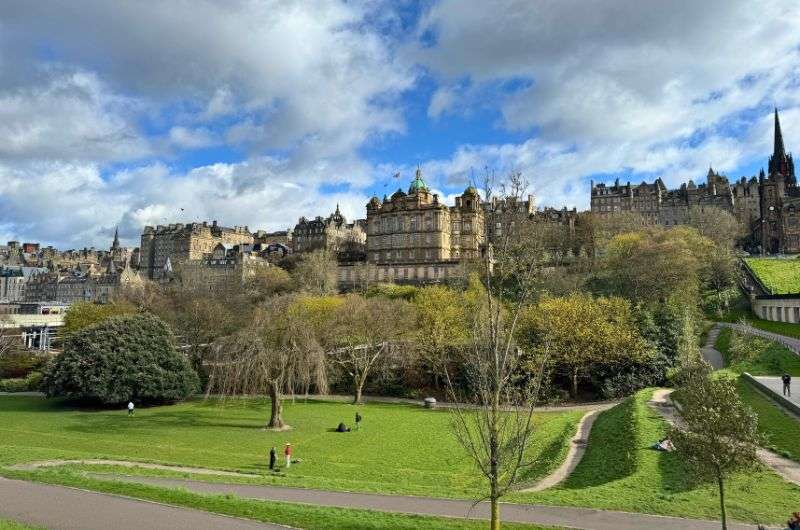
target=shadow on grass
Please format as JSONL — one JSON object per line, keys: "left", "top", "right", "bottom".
{"left": 518, "top": 421, "right": 576, "bottom": 484}
{"left": 559, "top": 397, "right": 638, "bottom": 489}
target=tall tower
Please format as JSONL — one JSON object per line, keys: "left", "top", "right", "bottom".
{"left": 768, "top": 108, "right": 795, "bottom": 185}
{"left": 111, "top": 226, "right": 120, "bottom": 251}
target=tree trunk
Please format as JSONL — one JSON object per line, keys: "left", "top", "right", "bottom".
{"left": 354, "top": 376, "right": 364, "bottom": 404}
{"left": 570, "top": 368, "right": 579, "bottom": 398}
{"left": 267, "top": 382, "right": 284, "bottom": 429}
{"left": 490, "top": 495, "right": 500, "bottom": 530}
{"left": 717, "top": 473, "right": 727, "bottom": 530}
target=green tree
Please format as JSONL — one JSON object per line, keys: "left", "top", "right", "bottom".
{"left": 412, "top": 285, "right": 467, "bottom": 384}
{"left": 670, "top": 362, "right": 762, "bottom": 530}
{"left": 521, "top": 293, "right": 652, "bottom": 397}
{"left": 291, "top": 249, "right": 338, "bottom": 295}
{"left": 43, "top": 313, "right": 199, "bottom": 404}
{"left": 61, "top": 301, "right": 137, "bottom": 336}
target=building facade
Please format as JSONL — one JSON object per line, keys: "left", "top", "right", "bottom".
{"left": 178, "top": 243, "right": 273, "bottom": 294}
{"left": 139, "top": 220, "right": 254, "bottom": 280}
{"left": 292, "top": 206, "right": 366, "bottom": 254}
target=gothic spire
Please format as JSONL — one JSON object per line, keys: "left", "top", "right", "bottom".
{"left": 111, "top": 226, "right": 120, "bottom": 250}
{"left": 768, "top": 107, "right": 796, "bottom": 184}
{"left": 774, "top": 107, "right": 786, "bottom": 161}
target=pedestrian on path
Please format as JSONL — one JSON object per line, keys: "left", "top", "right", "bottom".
{"left": 355, "top": 411, "right": 362, "bottom": 431}
{"left": 127, "top": 401, "right": 135, "bottom": 416}
{"left": 284, "top": 443, "right": 292, "bottom": 468}
{"left": 269, "top": 447, "right": 276, "bottom": 471}
{"left": 782, "top": 373, "right": 792, "bottom": 397}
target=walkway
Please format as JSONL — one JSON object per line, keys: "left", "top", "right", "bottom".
{"left": 93, "top": 474, "right": 759, "bottom": 530}
{"left": 0, "top": 476, "right": 288, "bottom": 530}
{"left": 701, "top": 325, "right": 725, "bottom": 369}
{"left": 717, "top": 322, "right": 800, "bottom": 355}
{"left": 752, "top": 376, "right": 800, "bottom": 408}
{"left": 522, "top": 403, "right": 617, "bottom": 492}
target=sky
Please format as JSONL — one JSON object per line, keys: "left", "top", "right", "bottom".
{"left": 1, "top": 0, "right": 800, "bottom": 249}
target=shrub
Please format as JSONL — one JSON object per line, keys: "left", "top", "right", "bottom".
{"left": 42, "top": 313, "right": 199, "bottom": 404}
{"left": 0, "top": 351, "right": 46, "bottom": 378}
{"left": 0, "top": 377, "right": 29, "bottom": 392}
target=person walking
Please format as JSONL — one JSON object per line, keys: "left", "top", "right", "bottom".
{"left": 127, "top": 401, "right": 135, "bottom": 416}
{"left": 284, "top": 443, "right": 292, "bottom": 468}
{"left": 269, "top": 447, "right": 276, "bottom": 471}
{"left": 782, "top": 373, "right": 792, "bottom": 397}
{"left": 355, "top": 411, "right": 362, "bottom": 431}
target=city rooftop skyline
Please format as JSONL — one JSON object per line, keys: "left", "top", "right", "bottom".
{"left": 1, "top": 0, "right": 800, "bottom": 249}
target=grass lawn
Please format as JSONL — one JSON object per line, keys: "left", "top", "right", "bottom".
{"left": 0, "top": 521, "right": 43, "bottom": 530}
{"left": 714, "top": 296, "right": 800, "bottom": 339}
{"left": 715, "top": 327, "right": 800, "bottom": 376}
{"left": 0, "top": 468, "right": 559, "bottom": 530}
{"left": 744, "top": 257, "right": 800, "bottom": 295}
{"left": 509, "top": 389, "right": 800, "bottom": 525}
{"left": 0, "top": 395, "right": 582, "bottom": 498}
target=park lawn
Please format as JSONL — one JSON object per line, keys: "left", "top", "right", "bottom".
{"left": 0, "top": 395, "right": 583, "bottom": 498}
{"left": 508, "top": 389, "right": 800, "bottom": 525}
{"left": 744, "top": 257, "right": 800, "bottom": 295}
{"left": 0, "top": 521, "right": 43, "bottom": 530}
{"left": 715, "top": 327, "right": 800, "bottom": 377}
{"left": 0, "top": 468, "right": 559, "bottom": 530}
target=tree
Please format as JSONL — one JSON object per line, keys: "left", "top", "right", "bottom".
{"left": 245, "top": 266, "right": 293, "bottom": 301}
{"left": 412, "top": 285, "right": 467, "bottom": 386}
{"left": 292, "top": 249, "right": 338, "bottom": 295}
{"left": 520, "top": 293, "right": 652, "bottom": 397}
{"left": 727, "top": 323, "right": 770, "bottom": 363}
{"left": 444, "top": 172, "right": 551, "bottom": 530}
{"left": 704, "top": 246, "right": 740, "bottom": 315}
{"left": 330, "top": 294, "right": 414, "bottom": 404}
{"left": 687, "top": 206, "right": 744, "bottom": 249}
{"left": 42, "top": 313, "right": 199, "bottom": 404}
{"left": 61, "top": 300, "right": 137, "bottom": 336}
{"left": 207, "top": 296, "right": 328, "bottom": 429}
{"left": 670, "top": 362, "right": 761, "bottom": 530}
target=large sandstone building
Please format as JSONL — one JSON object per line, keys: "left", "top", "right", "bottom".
{"left": 292, "top": 206, "right": 366, "bottom": 254}
{"left": 139, "top": 221, "right": 254, "bottom": 280}
{"left": 591, "top": 109, "right": 800, "bottom": 253}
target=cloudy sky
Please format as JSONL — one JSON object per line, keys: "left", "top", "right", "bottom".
{"left": 1, "top": 0, "right": 800, "bottom": 249}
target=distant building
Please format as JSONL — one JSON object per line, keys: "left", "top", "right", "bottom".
{"left": 0, "top": 266, "right": 47, "bottom": 303}
{"left": 139, "top": 220, "right": 254, "bottom": 281}
{"left": 178, "top": 243, "right": 273, "bottom": 294}
{"left": 292, "top": 206, "right": 366, "bottom": 254}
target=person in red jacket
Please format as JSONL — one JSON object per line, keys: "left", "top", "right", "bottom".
{"left": 284, "top": 443, "right": 292, "bottom": 468}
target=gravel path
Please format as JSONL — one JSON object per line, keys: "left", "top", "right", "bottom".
{"left": 522, "top": 403, "right": 617, "bottom": 492}
{"left": 0, "top": 476, "right": 288, "bottom": 530}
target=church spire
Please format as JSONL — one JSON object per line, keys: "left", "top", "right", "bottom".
{"left": 774, "top": 107, "right": 786, "bottom": 161}
{"left": 111, "top": 226, "right": 120, "bottom": 250}
{"left": 768, "top": 107, "right": 795, "bottom": 184}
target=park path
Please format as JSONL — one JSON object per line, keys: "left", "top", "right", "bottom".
{"left": 521, "top": 403, "right": 617, "bottom": 492}
{"left": 751, "top": 376, "right": 800, "bottom": 408}
{"left": 0, "top": 476, "right": 289, "bottom": 530}
{"left": 90, "top": 474, "right": 760, "bottom": 530}
{"left": 717, "top": 321, "right": 800, "bottom": 355}
{"left": 701, "top": 325, "right": 725, "bottom": 369}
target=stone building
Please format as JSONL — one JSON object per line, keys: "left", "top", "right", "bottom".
{"left": 591, "top": 109, "right": 800, "bottom": 254}
{"left": 178, "top": 243, "right": 273, "bottom": 294}
{"left": 139, "top": 220, "right": 254, "bottom": 281}
{"left": 292, "top": 206, "right": 366, "bottom": 254}
{"left": 0, "top": 266, "right": 47, "bottom": 303}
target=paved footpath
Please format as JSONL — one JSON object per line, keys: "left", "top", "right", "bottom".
{"left": 0, "top": 476, "right": 288, "bottom": 530}
{"left": 752, "top": 376, "right": 800, "bottom": 408}
{"left": 702, "top": 325, "right": 725, "bottom": 369}
{"left": 101, "top": 475, "right": 761, "bottom": 530}
{"left": 717, "top": 322, "right": 800, "bottom": 354}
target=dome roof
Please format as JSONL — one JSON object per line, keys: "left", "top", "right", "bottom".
{"left": 408, "top": 167, "right": 429, "bottom": 194}
{"left": 463, "top": 186, "right": 479, "bottom": 197}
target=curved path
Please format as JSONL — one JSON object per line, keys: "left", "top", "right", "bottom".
{"left": 0, "top": 475, "right": 288, "bottom": 530}
{"left": 717, "top": 322, "right": 800, "bottom": 355}
{"left": 522, "top": 403, "right": 617, "bottom": 492}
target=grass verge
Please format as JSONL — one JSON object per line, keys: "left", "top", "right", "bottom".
{"left": 715, "top": 328, "right": 800, "bottom": 376}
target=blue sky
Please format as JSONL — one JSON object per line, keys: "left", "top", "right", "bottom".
{"left": 1, "top": 0, "right": 800, "bottom": 249}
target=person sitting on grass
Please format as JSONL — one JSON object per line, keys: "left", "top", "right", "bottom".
{"left": 336, "top": 422, "right": 351, "bottom": 433}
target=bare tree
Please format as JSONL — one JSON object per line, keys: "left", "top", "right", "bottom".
{"left": 444, "top": 172, "right": 549, "bottom": 530}
{"left": 207, "top": 296, "right": 327, "bottom": 429}
{"left": 329, "top": 294, "right": 414, "bottom": 404}
{"left": 0, "top": 315, "right": 16, "bottom": 358}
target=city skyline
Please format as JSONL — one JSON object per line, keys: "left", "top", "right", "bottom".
{"left": 1, "top": 1, "right": 800, "bottom": 249}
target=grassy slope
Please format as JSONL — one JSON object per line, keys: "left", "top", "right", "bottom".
{"left": 0, "top": 469, "right": 557, "bottom": 530}
{"left": 714, "top": 327, "right": 800, "bottom": 377}
{"left": 714, "top": 328, "right": 800, "bottom": 462}
{"left": 744, "top": 257, "right": 800, "bottom": 294}
{"left": 714, "top": 292, "right": 800, "bottom": 339}
{"left": 0, "top": 521, "right": 43, "bottom": 530}
{"left": 509, "top": 390, "right": 800, "bottom": 525}
{"left": 0, "top": 396, "right": 582, "bottom": 498}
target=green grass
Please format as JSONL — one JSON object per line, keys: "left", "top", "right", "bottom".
{"left": 0, "top": 395, "right": 582, "bottom": 498}
{"left": 508, "top": 389, "right": 800, "bottom": 525}
{"left": 0, "top": 468, "right": 557, "bottom": 530}
{"left": 0, "top": 521, "right": 43, "bottom": 530}
{"left": 715, "top": 327, "right": 800, "bottom": 376}
{"left": 744, "top": 257, "right": 800, "bottom": 295}
{"left": 715, "top": 297, "right": 800, "bottom": 339}
{"left": 737, "top": 378, "right": 800, "bottom": 462}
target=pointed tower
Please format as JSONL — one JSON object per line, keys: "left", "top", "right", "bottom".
{"left": 111, "top": 226, "right": 120, "bottom": 251}
{"left": 768, "top": 108, "right": 796, "bottom": 185}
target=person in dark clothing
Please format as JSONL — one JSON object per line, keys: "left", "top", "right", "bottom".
{"left": 355, "top": 411, "right": 362, "bottom": 431}
{"left": 782, "top": 373, "right": 792, "bottom": 397}
{"left": 336, "top": 422, "right": 350, "bottom": 432}
{"left": 269, "top": 447, "right": 276, "bottom": 470}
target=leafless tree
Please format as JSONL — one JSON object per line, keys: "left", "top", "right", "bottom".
{"left": 207, "top": 296, "right": 327, "bottom": 429}
{"left": 444, "top": 172, "right": 549, "bottom": 530}
{"left": 0, "top": 315, "right": 16, "bottom": 358}
{"left": 329, "top": 294, "right": 414, "bottom": 403}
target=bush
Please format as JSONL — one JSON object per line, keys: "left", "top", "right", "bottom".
{"left": 0, "top": 377, "right": 29, "bottom": 392}
{"left": 42, "top": 313, "right": 199, "bottom": 404}
{"left": 0, "top": 351, "right": 46, "bottom": 378}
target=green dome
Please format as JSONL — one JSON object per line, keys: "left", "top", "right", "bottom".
{"left": 408, "top": 168, "right": 429, "bottom": 194}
